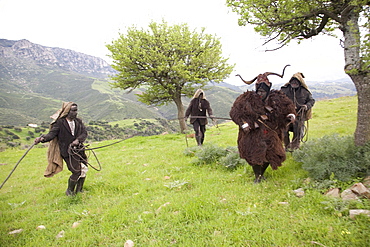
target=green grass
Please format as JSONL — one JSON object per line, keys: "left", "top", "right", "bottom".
{"left": 1, "top": 96, "right": 369, "bottom": 247}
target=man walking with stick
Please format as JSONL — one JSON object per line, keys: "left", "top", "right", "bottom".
{"left": 34, "top": 102, "right": 88, "bottom": 196}
{"left": 184, "top": 89, "right": 214, "bottom": 146}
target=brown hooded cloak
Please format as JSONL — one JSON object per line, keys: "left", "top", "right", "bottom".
{"left": 44, "top": 102, "right": 74, "bottom": 177}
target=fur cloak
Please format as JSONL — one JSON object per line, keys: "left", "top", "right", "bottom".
{"left": 229, "top": 90, "right": 296, "bottom": 169}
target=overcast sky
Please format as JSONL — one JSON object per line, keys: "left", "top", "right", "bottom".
{"left": 0, "top": 0, "right": 349, "bottom": 85}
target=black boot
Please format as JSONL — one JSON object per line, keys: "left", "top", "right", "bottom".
{"left": 65, "top": 178, "right": 77, "bottom": 196}
{"left": 196, "top": 136, "right": 202, "bottom": 146}
{"left": 252, "top": 165, "right": 263, "bottom": 183}
{"left": 260, "top": 162, "right": 269, "bottom": 180}
{"left": 75, "top": 177, "right": 85, "bottom": 194}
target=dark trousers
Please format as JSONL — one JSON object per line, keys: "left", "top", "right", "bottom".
{"left": 284, "top": 119, "right": 305, "bottom": 148}
{"left": 63, "top": 153, "right": 85, "bottom": 181}
{"left": 193, "top": 119, "right": 206, "bottom": 145}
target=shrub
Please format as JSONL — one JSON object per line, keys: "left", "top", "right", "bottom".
{"left": 13, "top": 127, "right": 22, "bottom": 132}
{"left": 7, "top": 141, "right": 20, "bottom": 147}
{"left": 4, "top": 129, "right": 13, "bottom": 135}
{"left": 293, "top": 134, "right": 370, "bottom": 182}
{"left": 184, "top": 144, "right": 246, "bottom": 169}
{"left": 219, "top": 147, "right": 247, "bottom": 169}
{"left": 28, "top": 131, "right": 35, "bottom": 137}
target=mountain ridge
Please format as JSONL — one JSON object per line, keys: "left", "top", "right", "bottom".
{"left": 0, "top": 38, "right": 357, "bottom": 127}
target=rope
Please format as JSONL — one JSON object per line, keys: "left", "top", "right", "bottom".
{"left": 67, "top": 134, "right": 138, "bottom": 172}
{"left": 0, "top": 143, "right": 35, "bottom": 189}
{"left": 84, "top": 134, "right": 137, "bottom": 151}
{"left": 68, "top": 144, "right": 102, "bottom": 172}
{"left": 169, "top": 116, "right": 232, "bottom": 121}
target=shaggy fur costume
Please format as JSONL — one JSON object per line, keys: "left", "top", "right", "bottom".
{"left": 230, "top": 90, "right": 296, "bottom": 170}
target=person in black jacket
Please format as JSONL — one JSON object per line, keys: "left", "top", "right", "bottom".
{"left": 185, "top": 89, "right": 214, "bottom": 146}
{"left": 281, "top": 73, "right": 315, "bottom": 151}
{"left": 34, "top": 102, "right": 88, "bottom": 196}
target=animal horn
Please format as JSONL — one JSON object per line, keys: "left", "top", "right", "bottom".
{"left": 235, "top": 74, "right": 257, "bottom": 85}
{"left": 264, "top": 64, "right": 291, "bottom": 78}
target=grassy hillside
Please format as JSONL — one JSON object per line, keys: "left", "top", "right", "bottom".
{"left": 1, "top": 96, "right": 369, "bottom": 247}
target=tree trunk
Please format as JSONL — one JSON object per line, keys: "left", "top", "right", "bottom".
{"left": 351, "top": 74, "right": 370, "bottom": 146}
{"left": 173, "top": 96, "right": 187, "bottom": 133}
{"left": 342, "top": 8, "right": 370, "bottom": 146}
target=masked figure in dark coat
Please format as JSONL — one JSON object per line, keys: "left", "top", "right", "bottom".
{"left": 231, "top": 69, "right": 296, "bottom": 183}
{"left": 281, "top": 72, "right": 315, "bottom": 151}
{"left": 185, "top": 89, "right": 214, "bottom": 146}
{"left": 34, "top": 102, "right": 88, "bottom": 196}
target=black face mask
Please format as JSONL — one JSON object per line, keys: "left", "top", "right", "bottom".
{"left": 290, "top": 78, "right": 301, "bottom": 89}
{"left": 256, "top": 83, "right": 271, "bottom": 100}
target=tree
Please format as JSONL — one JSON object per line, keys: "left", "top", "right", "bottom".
{"left": 227, "top": 0, "right": 370, "bottom": 146}
{"left": 106, "top": 21, "right": 234, "bottom": 133}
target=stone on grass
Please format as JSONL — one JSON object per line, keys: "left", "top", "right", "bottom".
{"left": 341, "top": 189, "right": 359, "bottom": 201}
{"left": 349, "top": 209, "right": 370, "bottom": 219}
{"left": 72, "top": 222, "right": 80, "bottom": 228}
{"left": 350, "top": 183, "right": 370, "bottom": 199}
{"left": 293, "top": 188, "right": 305, "bottom": 197}
{"left": 56, "top": 230, "right": 65, "bottom": 239}
{"left": 278, "top": 202, "right": 289, "bottom": 205}
{"left": 36, "top": 225, "right": 46, "bottom": 230}
{"left": 8, "top": 229, "right": 23, "bottom": 234}
{"left": 124, "top": 239, "right": 134, "bottom": 247}
{"left": 325, "top": 188, "right": 340, "bottom": 198}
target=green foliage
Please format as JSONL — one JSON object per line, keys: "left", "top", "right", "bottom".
{"left": 107, "top": 20, "right": 234, "bottom": 106}
{"left": 226, "top": 1, "right": 368, "bottom": 48}
{"left": 219, "top": 146, "right": 247, "bottom": 169}
{"left": 293, "top": 135, "right": 370, "bottom": 182}
{"left": 189, "top": 143, "right": 228, "bottom": 165}
{"left": 184, "top": 143, "right": 246, "bottom": 169}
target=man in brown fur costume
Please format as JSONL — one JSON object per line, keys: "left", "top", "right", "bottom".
{"left": 230, "top": 74, "right": 296, "bottom": 183}
{"left": 34, "top": 102, "right": 88, "bottom": 196}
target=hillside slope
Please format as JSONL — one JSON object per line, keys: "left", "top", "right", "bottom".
{"left": 1, "top": 96, "right": 368, "bottom": 247}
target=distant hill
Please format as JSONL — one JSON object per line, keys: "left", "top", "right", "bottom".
{"left": 0, "top": 39, "right": 357, "bottom": 126}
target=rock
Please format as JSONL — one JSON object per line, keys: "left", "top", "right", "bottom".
{"left": 36, "top": 225, "right": 46, "bottom": 230}
{"left": 325, "top": 188, "right": 340, "bottom": 198}
{"left": 8, "top": 229, "right": 23, "bottom": 234}
{"left": 56, "top": 230, "right": 65, "bottom": 239}
{"left": 124, "top": 240, "right": 134, "bottom": 247}
{"left": 363, "top": 176, "right": 370, "bottom": 187}
{"left": 72, "top": 222, "right": 80, "bottom": 228}
{"left": 350, "top": 183, "right": 370, "bottom": 199}
{"left": 293, "top": 188, "right": 305, "bottom": 197}
{"left": 278, "top": 202, "right": 289, "bottom": 205}
{"left": 341, "top": 189, "right": 359, "bottom": 201}
{"left": 349, "top": 209, "right": 370, "bottom": 219}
